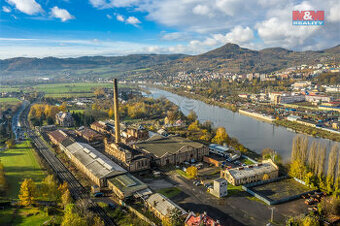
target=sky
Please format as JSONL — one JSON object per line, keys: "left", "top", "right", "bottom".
{"left": 0, "top": 0, "right": 339, "bottom": 59}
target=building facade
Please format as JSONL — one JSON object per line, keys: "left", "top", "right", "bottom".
{"left": 55, "top": 111, "right": 74, "bottom": 127}
{"left": 104, "top": 139, "right": 150, "bottom": 172}
{"left": 134, "top": 135, "right": 209, "bottom": 166}
{"left": 221, "top": 159, "right": 279, "bottom": 186}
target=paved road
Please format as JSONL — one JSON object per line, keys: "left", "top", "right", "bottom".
{"left": 167, "top": 171, "right": 290, "bottom": 226}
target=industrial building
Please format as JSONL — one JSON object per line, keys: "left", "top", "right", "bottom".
{"left": 63, "top": 142, "right": 127, "bottom": 187}
{"left": 75, "top": 126, "right": 103, "bottom": 143}
{"left": 221, "top": 159, "right": 279, "bottom": 185}
{"left": 48, "top": 129, "right": 69, "bottom": 145}
{"left": 104, "top": 138, "right": 150, "bottom": 172}
{"left": 145, "top": 193, "right": 187, "bottom": 221}
{"left": 134, "top": 135, "right": 209, "bottom": 166}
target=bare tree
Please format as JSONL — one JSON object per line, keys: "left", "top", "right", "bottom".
{"left": 317, "top": 144, "right": 327, "bottom": 179}
{"left": 300, "top": 136, "right": 309, "bottom": 163}
{"left": 307, "top": 141, "right": 317, "bottom": 171}
{"left": 327, "top": 144, "right": 339, "bottom": 191}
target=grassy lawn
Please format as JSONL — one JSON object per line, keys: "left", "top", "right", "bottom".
{"left": 0, "top": 207, "right": 56, "bottom": 226}
{"left": 0, "top": 141, "right": 47, "bottom": 200}
{"left": 227, "top": 183, "right": 243, "bottom": 196}
{"left": 240, "top": 158, "right": 255, "bottom": 165}
{"left": 70, "top": 109, "right": 85, "bottom": 114}
{"left": 0, "top": 98, "right": 21, "bottom": 103}
{"left": 175, "top": 169, "right": 191, "bottom": 179}
{"left": 157, "top": 187, "right": 182, "bottom": 199}
{"left": 44, "top": 93, "right": 95, "bottom": 98}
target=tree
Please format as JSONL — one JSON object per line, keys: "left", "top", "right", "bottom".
{"left": 186, "top": 166, "right": 198, "bottom": 178}
{"left": 187, "top": 111, "right": 197, "bottom": 122}
{"left": 5, "top": 139, "right": 14, "bottom": 149}
{"left": 58, "top": 181, "right": 68, "bottom": 195}
{"left": 108, "top": 108, "right": 114, "bottom": 118}
{"left": 307, "top": 141, "right": 317, "bottom": 172}
{"left": 61, "top": 204, "right": 87, "bottom": 226}
{"left": 163, "top": 208, "right": 183, "bottom": 226}
{"left": 289, "top": 159, "right": 307, "bottom": 180}
{"left": 92, "top": 216, "right": 105, "bottom": 226}
{"left": 212, "top": 127, "right": 229, "bottom": 145}
{"left": 262, "top": 174, "right": 269, "bottom": 181}
{"left": 41, "top": 175, "right": 59, "bottom": 201}
{"left": 188, "top": 120, "right": 199, "bottom": 131}
{"left": 61, "top": 189, "right": 73, "bottom": 208}
{"left": 19, "top": 178, "right": 37, "bottom": 206}
{"left": 326, "top": 144, "right": 338, "bottom": 192}
{"left": 0, "top": 163, "right": 6, "bottom": 194}
{"left": 94, "top": 88, "right": 105, "bottom": 97}
{"left": 316, "top": 144, "right": 327, "bottom": 179}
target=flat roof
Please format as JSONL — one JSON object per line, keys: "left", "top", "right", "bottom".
{"left": 108, "top": 173, "right": 148, "bottom": 197}
{"left": 135, "top": 135, "right": 204, "bottom": 157}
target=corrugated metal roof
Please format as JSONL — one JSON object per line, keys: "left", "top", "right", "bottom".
{"left": 65, "top": 142, "right": 126, "bottom": 179}
{"left": 146, "top": 193, "right": 187, "bottom": 217}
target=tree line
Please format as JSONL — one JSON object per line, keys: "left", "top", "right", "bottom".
{"left": 289, "top": 135, "right": 339, "bottom": 194}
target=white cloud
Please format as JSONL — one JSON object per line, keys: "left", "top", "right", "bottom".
{"left": 2, "top": 6, "right": 11, "bottom": 13}
{"left": 50, "top": 6, "right": 74, "bottom": 22}
{"left": 192, "top": 4, "right": 210, "bottom": 16}
{"left": 116, "top": 14, "right": 125, "bottom": 22}
{"left": 106, "top": 14, "right": 112, "bottom": 19}
{"left": 329, "top": 3, "right": 340, "bottom": 22}
{"left": 126, "top": 16, "right": 141, "bottom": 25}
{"left": 6, "top": 0, "right": 43, "bottom": 15}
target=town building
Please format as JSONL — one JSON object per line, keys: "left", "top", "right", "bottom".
{"left": 48, "top": 129, "right": 69, "bottom": 145}
{"left": 75, "top": 127, "right": 103, "bottom": 143}
{"left": 55, "top": 111, "right": 74, "bottom": 127}
{"left": 90, "top": 121, "right": 110, "bottom": 135}
{"left": 185, "top": 212, "right": 221, "bottom": 226}
{"left": 133, "top": 135, "right": 209, "bottom": 166}
{"left": 276, "top": 94, "right": 305, "bottom": 104}
{"left": 104, "top": 139, "right": 150, "bottom": 172}
{"left": 145, "top": 193, "right": 187, "bottom": 221}
{"left": 209, "top": 178, "right": 228, "bottom": 198}
{"left": 221, "top": 159, "right": 279, "bottom": 185}
{"left": 305, "top": 95, "right": 332, "bottom": 103}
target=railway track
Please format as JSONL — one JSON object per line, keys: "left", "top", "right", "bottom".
{"left": 19, "top": 104, "right": 115, "bottom": 226}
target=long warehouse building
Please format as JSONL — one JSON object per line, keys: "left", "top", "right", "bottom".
{"left": 63, "top": 142, "right": 127, "bottom": 187}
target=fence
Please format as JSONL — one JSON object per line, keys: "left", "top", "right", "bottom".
{"left": 242, "top": 176, "right": 317, "bottom": 205}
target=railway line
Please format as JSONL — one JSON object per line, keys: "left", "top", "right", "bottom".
{"left": 19, "top": 103, "right": 115, "bottom": 226}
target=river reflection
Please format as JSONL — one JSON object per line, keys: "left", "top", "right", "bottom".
{"left": 145, "top": 88, "right": 339, "bottom": 162}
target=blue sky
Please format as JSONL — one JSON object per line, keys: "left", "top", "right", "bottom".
{"left": 0, "top": 0, "right": 339, "bottom": 58}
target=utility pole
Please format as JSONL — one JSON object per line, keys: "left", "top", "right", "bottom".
{"left": 270, "top": 207, "right": 275, "bottom": 223}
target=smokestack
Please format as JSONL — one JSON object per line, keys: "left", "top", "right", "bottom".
{"left": 113, "top": 78, "right": 120, "bottom": 143}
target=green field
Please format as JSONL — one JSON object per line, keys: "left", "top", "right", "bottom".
{"left": 157, "top": 187, "right": 182, "bottom": 199}
{"left": 0, "top": 207, "right": 56, "bottom": 226}
{"left": 33, "top": 82, "right": 112, "bottom": 94}
{"left": 0, "top": 141, "right": 46, "bottom": 200}
{"left": 0, "top": 98, "right": 21, "bottom": 103}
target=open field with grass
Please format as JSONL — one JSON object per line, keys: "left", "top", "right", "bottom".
{"left": 0, "top": 98, "right": 21, "bottom": 103}
{"left": 0, "top": 206, "right": 58, "bottom": 226}
{"left": 0, "top": 141, "right": 47, "bottom": 200}
{"left": 33, "top": 82, "right": 112, "bottom": 94}
{"left": 251, "top": 178, "right": 313, "bottom": 201}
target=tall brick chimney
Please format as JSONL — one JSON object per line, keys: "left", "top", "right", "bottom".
{"left": 113, "top": 78, "right": 120, "bottom": 143}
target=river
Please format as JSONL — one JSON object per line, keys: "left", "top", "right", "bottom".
{"left": 144, "top": 87, "right": 339, "bottom": 162}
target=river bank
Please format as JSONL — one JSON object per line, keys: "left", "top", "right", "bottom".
{"left": 151, "top": 86, "right": 339, "bottom": 142}
{"left": 144, "top": 87, "right": 339, "bottom": 162}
